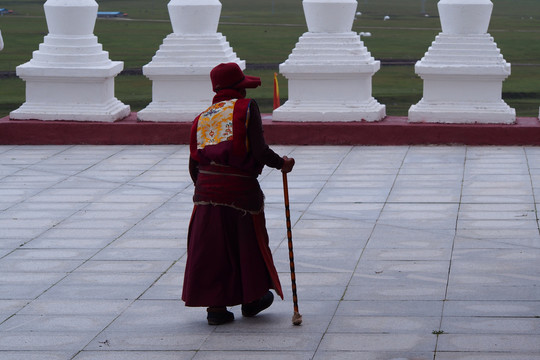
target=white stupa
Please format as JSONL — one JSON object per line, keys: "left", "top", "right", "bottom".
{"left": 10, "top": 0, "right": 130, "bottom": 122}
{"left": 409, "top": 0, "right": 515, "bottom": 124}
{"left": 273, "top": 0, "right": 385, "bottom": 122}
{"left": 137, "top": 0, "right": 245, "bottom": 122}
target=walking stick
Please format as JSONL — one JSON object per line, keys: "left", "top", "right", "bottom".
{"left": 282, "top": 171, "right": 303, "bottom": 326}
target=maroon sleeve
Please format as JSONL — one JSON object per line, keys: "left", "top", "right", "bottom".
{"left": 247, "top": 100, "right": 284, "bottom": 170}
{"left": 189, "top": 157, "right": 199, "bottom": 184}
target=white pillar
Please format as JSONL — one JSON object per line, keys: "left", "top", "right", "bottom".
{"left": 10, "top": 0, "right": 130, "bottom": 122}
{"left": 273, "top": 0, "right": 385, "bottom": 122}
{"left": 408, "top": 0, "right": 515, "bottom": 124}
{"left": 137, "top": 0, "right": 245, "bottom": 122}
{"left": 0, "top": 30, "right": 4, "bottom": 51}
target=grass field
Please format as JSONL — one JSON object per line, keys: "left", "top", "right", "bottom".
{"left": 1, "top": 0, "right": 540, "bottom": 117}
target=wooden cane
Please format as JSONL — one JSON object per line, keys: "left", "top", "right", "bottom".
{"left": 282, "top": 171, "right": 302, "bottom": 326}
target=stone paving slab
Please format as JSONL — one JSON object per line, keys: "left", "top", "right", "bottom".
{"left": 1, "top": 145, "right": 540, "bottom": 359}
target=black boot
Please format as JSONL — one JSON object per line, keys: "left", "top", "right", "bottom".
{"left": 207, "top": 307, "right": 234, "bottom": 325}
{"left": 241, "top": 291, "right": 274, "bottom": 317}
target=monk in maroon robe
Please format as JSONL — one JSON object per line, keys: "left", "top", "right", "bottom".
{"left": 182, "top": 62, "right": 295, "bottom": 325}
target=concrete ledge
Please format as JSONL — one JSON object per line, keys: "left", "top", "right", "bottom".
{"left": 1, "top": 112, "right": 540, "bottom": 145}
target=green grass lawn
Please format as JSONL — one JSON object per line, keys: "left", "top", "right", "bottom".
{"left": 1, "top": 0, "right": 540, "bottom": 117}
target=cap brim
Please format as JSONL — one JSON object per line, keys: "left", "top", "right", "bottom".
{"left": 236, "top": 75, "right": 261, "bottom": 89}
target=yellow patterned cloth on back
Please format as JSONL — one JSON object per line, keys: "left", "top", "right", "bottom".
{"left": 197, "top": 100, "right": 237, "bottom": 150}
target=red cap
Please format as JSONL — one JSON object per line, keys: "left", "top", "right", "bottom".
{"left": 210, "top": 63, "right": 261, "bottom": 92}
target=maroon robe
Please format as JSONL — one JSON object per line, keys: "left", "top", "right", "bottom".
{"left": 182, "top": 89, "right": 284, "bottom": 307}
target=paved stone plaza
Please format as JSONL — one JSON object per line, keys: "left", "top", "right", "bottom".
{"left": 0, "top": 144, "right": 539, "bottom": 360}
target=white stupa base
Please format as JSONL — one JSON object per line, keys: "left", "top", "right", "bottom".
{"left": 137, "top": 72, "right": 214, "bottom": 122}
{"left": 138, "top": 32, "right": 245, "bottom": 122}
{"left": 408, "top": 100, "right": 516, "bottom": 124}
{"left": 276, "top": 30, "right": 385, "bottom": 123}
{"left": 410, "top": 37, "right": 514, "bottom": 125}
{"left": 10, "top": 98, "right": 130, "bottom": 122}
{"left": 273, "top": 70, "right": 386, "bottom": 122}
{"left": 409, "top": 70, "right": 514, "bottom": 124}
{"left": 10, "top": 63, "right": 130, "bottom": 122}
{"left": 273, "top": 98, "right": 386, "bottom": 122}
{"left": 138, "top": 101, "right": 209, "bottom": 122}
